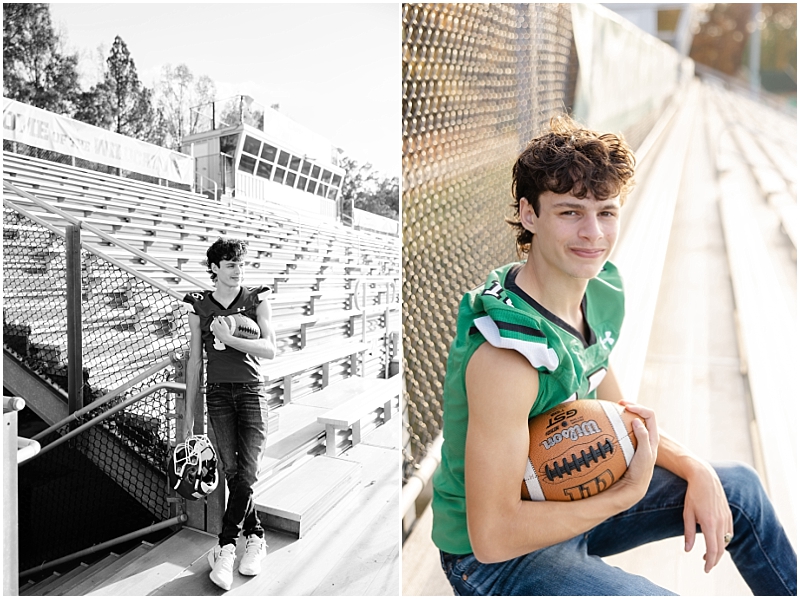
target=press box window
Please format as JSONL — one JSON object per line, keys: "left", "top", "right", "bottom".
{"left": 260, "top": 144, "right": 277, "bottom": 162}
{"left": 238, "top": 154, "right": 257, "bottom": 174}
{"left": 285, "top": 172, "right": 297, "bottom": 187}
{"left": 256, "top": 161, "right": 272, "bottom": 179}
{"left": 290, "top": 156, "right": 302, "bottom": 172}
{"left": 277, "top": 150, "right": 290, "bottom": 167}
{"left": 243, "top": 135, "right": 261, "bottom": 156}
{"left": 273, "top": 167, "right": 286, "bottom": 184}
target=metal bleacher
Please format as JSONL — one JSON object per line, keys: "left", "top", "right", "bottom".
{"left": 3, "top": 143, "right": 402, "bottom": 594}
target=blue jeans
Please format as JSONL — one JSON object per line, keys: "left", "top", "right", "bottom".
{"left": 206, "top": 382, "right": 269, "bottom": 547}
{"left": 441, "top": 463, "right": 796, "bottom": 596}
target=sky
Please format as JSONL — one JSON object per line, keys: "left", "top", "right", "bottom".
{"left": 48, "top": 3, "right": 400, "bottom": 178}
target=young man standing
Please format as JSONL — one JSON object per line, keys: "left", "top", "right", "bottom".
{"left": 431, "top": 116, "right": 797, "bottom": 595}
{"left": 183, "top": 237, "right": 277, "bottom": 591}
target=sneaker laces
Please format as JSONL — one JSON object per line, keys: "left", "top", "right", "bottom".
{"left": 245, "top": 535, "right": 265, "bottom": 552}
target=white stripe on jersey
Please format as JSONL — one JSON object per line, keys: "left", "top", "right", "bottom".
{"left": 474, "top": 316, "right": 559, "bottom": 371}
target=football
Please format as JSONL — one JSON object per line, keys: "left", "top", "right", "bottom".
{"left": 221, "top": 313, "right": 261, "bottom": 339}
{"left": 522, "top": 399, "right": 639, "bottom": 502}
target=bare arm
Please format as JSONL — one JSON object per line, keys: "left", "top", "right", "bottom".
{"left": 183, "top": 312, "right": 204, "bottom": 439}
{"left": 210, "top": 298, "right": 277, "bottom": 359}
{"left": 464, "top": 344, "right": 659, "bottom": 563}
{"left": 596, "top": 366, "right": 733, "bottom": 573}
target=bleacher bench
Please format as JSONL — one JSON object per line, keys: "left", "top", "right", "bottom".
{"left": 261, "top": 340, "right": 372, "bottom": 402}
{"left": 317, "top": 378, "right": 399, "bottom": 456}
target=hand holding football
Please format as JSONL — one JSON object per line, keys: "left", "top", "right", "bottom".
{"left": 220, "top": 314, "right": 261, "bottom": 339}
{"left": 211, "top": 314, "right": 261, "bottom": 345}
{"left": 522, "top": 400, "right": 641, "bottom": 502}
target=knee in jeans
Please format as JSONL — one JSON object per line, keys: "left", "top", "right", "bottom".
{"left": 717, "top": 461, "right": 767, "bottom": 507}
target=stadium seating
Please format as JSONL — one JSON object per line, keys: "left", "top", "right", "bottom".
{"left": 704, "top": 83, "right": 797, "bottom": 542}
{"left": 3, "top": 144, "right": 401, "bottom": 587}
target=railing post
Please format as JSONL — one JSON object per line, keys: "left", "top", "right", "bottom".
{"left": 66, "top": 224, "right": 83, "bottom": 417}
{"left": 169, "top": 349, "right": 223, "bottom": 535}
{"left": 168, "top": 350, "right": 186, "bottom": 523}
{"left": 3, "top": 407, "right": 20, "bottom": 595}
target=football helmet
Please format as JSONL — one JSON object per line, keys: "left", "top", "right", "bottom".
{"left": 168, "top": 434, "right": 219, "bottom": 500}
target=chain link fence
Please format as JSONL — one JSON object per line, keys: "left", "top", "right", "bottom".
{"left": 402, "top": 3, "right": 578, "bottom": 481}
{"left": 4, "top": 203, "right": 187, "bottom": 569}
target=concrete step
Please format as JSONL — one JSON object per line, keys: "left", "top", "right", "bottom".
{"left": 84, "top": 529, "right": 216, "bottom": 596}
{"left": 255, "top": 455, "right": 362, "bottom": 538}
{"left": 49, "top": 552, "right": 120, "bottom": 596}
{"left": 24, "top": 563, "right": 88, "bottom": 596}
{"left": 255, "top": 376, "right": 396, "bottom": 483}
{"left": 20, "top": 572, "right": 60, "bottom": 596}
{"left": 67, "top": 542, "right": 152, "bottom": 595}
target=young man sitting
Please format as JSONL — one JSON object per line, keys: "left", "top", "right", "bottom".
{"left": 431, "top": 116, "right": 797, "bottom": 596}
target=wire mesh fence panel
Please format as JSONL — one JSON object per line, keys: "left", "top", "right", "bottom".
{"left": 4, "top": 205, "right": 70, "bottom": 383}
{"left": 4, "top": 203, "right": 187, "bottom": 567}
{"left": 76, "top": 251, "right": 188, "bottom": 400}
{"left": 402, "top": 3, "right": 578, "bottom": 481}
{"left": 16, "top": 365, "right": 178, "bottom": 572}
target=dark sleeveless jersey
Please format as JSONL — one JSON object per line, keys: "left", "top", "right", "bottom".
{"left": 182, "top": 285, "right": 271, "bottom": 383}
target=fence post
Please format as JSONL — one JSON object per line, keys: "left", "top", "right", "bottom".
{"left": 3, "top": 409, "right": 19, "bottom": 595}
{"left": 65, "top": 225, "right": 83, "bottom": 417}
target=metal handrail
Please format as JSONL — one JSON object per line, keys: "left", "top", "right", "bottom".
{"left": 31, "top": 381, "right": 185, "bottom": 460}
{"left": 3, "top": 396, "right": 26, "bottom": 412}
{"left": 18, "top": 514, "right": 187, "bottom": 579}
{"left": 196, "top": 172, "right": 219, "bottom": 202}
{"left": 32, "top": 358, "right": 173, "bottom": 441}
{"left": 3, "top": 181, "right": 212, "bottom": 295}
{"left": 17, "top": 438, "right": 41, "bottom": 464}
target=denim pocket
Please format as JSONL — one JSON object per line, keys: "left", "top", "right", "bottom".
{"left": 444, "top": 554, "right": 482, "bottom": 595}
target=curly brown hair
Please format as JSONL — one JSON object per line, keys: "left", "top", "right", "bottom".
{"left": 508, "top": 115, "right": 636, "bottom": 255}
{"left": 205, "top": 237, "right": 248, "bottom": 281}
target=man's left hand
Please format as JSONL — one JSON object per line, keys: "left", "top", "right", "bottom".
{"left": 682, "top": 460, "right": 734, "bottom": 573}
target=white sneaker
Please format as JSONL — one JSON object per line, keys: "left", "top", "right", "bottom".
{"left": 238, "top": 534, "right": 267, "bottom": 576}
{"left": 208, "top": 543, "right": 236, "bottom": 590}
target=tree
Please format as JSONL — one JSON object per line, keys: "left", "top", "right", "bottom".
{"left": 340, "top": 155, "right": 399, "bottom": 221}
{"left": 3, "top": 3, "right": 81, "bottom": 114}
{"left": 74, "top": 36, "right": 165, "bottom": 145}
{"left": 155, "top": 64, "right": 217, "bottom": 150}
{"left": 357, "top": 176, "right": 399, "bottom": 220}
{"left": 689, "top": 4, "right": 755, "bottom": 77}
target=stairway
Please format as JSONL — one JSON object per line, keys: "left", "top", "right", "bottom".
{"left": 19, "top": 529, "right": 218, "bottom": 596}
{"left": 20, "top": 379, "right": 400, "bottom": 596}
{"left": 254, "top": 375, "right": 399, "bottom": 537}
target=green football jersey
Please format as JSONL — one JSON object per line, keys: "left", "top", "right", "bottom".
{"left": 431, "top": 261, "right": 625, "bottom": 555}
